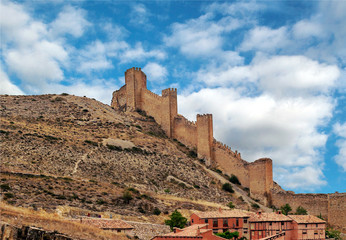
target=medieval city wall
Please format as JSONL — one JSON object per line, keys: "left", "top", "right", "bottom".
{"left": 271, "top": 191, "right": 329, "bottom": 219}
{"left": 111, "top": 85, "right": 126, "bottom": 109}
{"left": 213, "top": 140, "right": 250, "bottom": 188}
{"left": 173, "top": 115, "right": 198, "bottom": 148}
{"left": 328, "top": 193, "right": 346, "bottom": 231}
{"left": 196, "top": 114, "right": 214, "bottom": 165}
{"left": 141, "top": 89, "right": 163, "bottom": 124}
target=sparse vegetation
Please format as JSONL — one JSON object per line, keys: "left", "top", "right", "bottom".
{"left": 0, "top": 183, "right": 11, "bottom": 191}
{"left": 122, "top": 190, "right": 133, "bottom": 204}
{"left": 84, "top": 140, "right": 98, "bottom": 146}
{"left": 326, "top": 227, "right": 341, "bottom": 239}
{"left": 153, "top": 207, "right": 161, "bottom": 215}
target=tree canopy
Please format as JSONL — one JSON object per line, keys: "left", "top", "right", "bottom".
{"left": 164, "top": 210, "right": 187, "bottom": 231}
{"left": 280, "top": 203, "right": 292, "bottom": 215}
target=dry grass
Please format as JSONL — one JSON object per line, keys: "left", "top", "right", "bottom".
{"left": 0, "top": 202, "right": 129, "bottom": 240}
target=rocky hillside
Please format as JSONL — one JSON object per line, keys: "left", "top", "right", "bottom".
{"left": 0, "top": 94, "right": 261, "bottom": 216}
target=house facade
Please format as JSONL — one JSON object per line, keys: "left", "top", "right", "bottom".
{"left": 190, "top": 209, "right": 250, "bottom": 239}
{"left": 288, "top": 215, "right": 326, "bottom": 240}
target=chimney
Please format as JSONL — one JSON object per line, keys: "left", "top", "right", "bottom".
{"left": 219, "top": 207, "right": 222, "bottom": 213}
{"left": 197, "top": 227, "right": 200, "bottom": 236}
{"left": 276, "top": 210, "right": 282, "bottom": 214}
{"left": 257, "top": 210, "right": 262, "bottom": 216}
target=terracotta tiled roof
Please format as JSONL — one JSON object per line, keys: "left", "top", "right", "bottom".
{"left": 288, "top": 215, "right": 326, "bottom": 224}
{"left": 164, "top": 224, "right": 209, "bottom": 237}
{"left": 194, "top": 209, "right": 250, "bottom": 219}
{"left": 249, "top": 212, "right": 292, "bottom": 222}
{"left": 71, "top": 218, "right": 134, "bottom": 229}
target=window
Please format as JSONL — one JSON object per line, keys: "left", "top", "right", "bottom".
{"left": 303, "top": 231, "right": 307, "bottom": 234}
{"left": 236, "top": 219, "right": 239, "bottom": 226}
{"left": 223, "top": 219, "right": 228, "bottom": 227}
{"left": 251, "top": 224, "right": 255, "bottom": 230}
{"left": 269, "top": 222, "right": 272, "bottom": 226}
{"left": 252, "top": 232, "right": 254, "bottom": 236}
{"left": 305, "top": 224, "right": 308, "bottom": 228}
{"left": 244, "top": 229, "right": 248, "bottom": 234}
{"left": 316, "top": 224, "right": 318, "bottom": 227}
{"left": 244, "top": 219, "right": 248, "bottom": 223}
{"left": 213, "top": 219, "right": 218, "bottom": 228}
{"left": 259, "top": 232, "right": 262, "bottom": 236}
{"left": 281, "top": 222, "right": 284, "bottom": 226}
{"left": 205, "top": 219, "right": 208, "bottom": 224}
{"left": 191, "top": 219, "right": 194, "bottom": 223}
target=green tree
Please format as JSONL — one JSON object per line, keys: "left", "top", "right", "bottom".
{"left": 227, "top": 201, "right": 235, "bottom": 209}
{"left": 164, "top": 210, "right": 187, "bottom": 231}
{"left": 216, "top": 230, "right": 240, "bottom": 239}
{"left": 326, "top": 227, "right": 341, "bottom": 239}
{"left": 295, "top": 206, "right": 307, "bottom": 215}
{"left": 280, "top": 203, "right": 292, "bottom": 215}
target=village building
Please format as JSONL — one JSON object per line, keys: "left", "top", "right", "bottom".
{"left": 152, "top": 224, "right": 226, "bottom": 240}
{"left": 190, "top": 208, "right": 250, "bottom": 239}
{"left": 71, "top": 218, "right": 133, "bottom": 234}
{"left": 287, "top": 215, "right": 326, "bottom": 240}
{"left": 248, "top": 211, "right": 293, "bottom": 240}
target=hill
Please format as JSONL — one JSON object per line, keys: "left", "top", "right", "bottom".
{"left": 0, "top": 94, "right": 270, "bottom": 239}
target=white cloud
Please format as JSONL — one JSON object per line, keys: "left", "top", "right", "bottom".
{"left": 129, "top": 3, "right": 151, "bottom": 27}
{"left": 292, "top": 20, "right": 324, "bottom": 39}
{"left": 143, "top": 62, "right": 168, "bottom": 82}
{"left": 50, "top": 5, "right": 90, "bottom": 38}
{"left": 333, "top": 122, "right": 346, "bottom": 171}
{"left": 240, "top": 26, "right": 289, "bottom": 52}
{"left": 164, "top": 13, "right": 242, "bottom": 58}
{"left": 0, "top": 67, "right": 24, "bottom": 95}
{"left": 120, "top": 42, "right": 166, "bottom": 63}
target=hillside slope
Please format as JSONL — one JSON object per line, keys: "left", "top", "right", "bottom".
{"left": 0, "top": 94, "right": 261, "bottom": 217}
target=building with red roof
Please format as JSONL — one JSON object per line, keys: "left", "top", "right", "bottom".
{"left": 190, "top": 208, "right": 250, "bottom": 239}
{"left": 288, "top": 215, "right": 326, "bottom": 240}
{"left": 152, "top": 224, "right": 226, "bottom": 240}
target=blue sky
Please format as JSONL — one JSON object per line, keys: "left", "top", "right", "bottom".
{"left": 1, "top": 0, "right": 345, "bottom": 194}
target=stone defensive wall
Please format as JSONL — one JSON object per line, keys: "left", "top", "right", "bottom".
{"left": 173, "top": 115, "right": 197, "bottom": 148}
{"left": 111, "top": 68, "right": 345, "bottom": 230}
{"left": 271, "top": 191, "right": 346, "bottom": 232}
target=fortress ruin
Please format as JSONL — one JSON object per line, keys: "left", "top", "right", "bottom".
{"left": 111, "top": 67, "right": 345, "bottom": 231}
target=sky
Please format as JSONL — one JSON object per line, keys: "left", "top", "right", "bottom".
{"left": 1, "top": 0, "right": 345, "bottom": 194}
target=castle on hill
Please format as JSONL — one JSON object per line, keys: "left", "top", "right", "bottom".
{"left": 111, "top": 67, "right": 273, "bottom": 204}
{"left": 112, "top": 67, "right": 345, "bottom": 231}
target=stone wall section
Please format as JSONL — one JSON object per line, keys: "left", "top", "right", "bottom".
{"left": 213, "top": 140, "right": 250, "bottom": 188}
{"left": 328, "top": 193, "right": 346, "bottom": 231}
{"left": 173, "top": 115, "right": 198, "bottom": 148}
{"left": 197, "top": 114, "right": 214, "bottom": 166}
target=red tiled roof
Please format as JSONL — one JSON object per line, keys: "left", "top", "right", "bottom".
{"left": 288, "top": 215, "right": 326, "bottom": 224}
{"left": 71, "top": 218, "right": 133, "bottom": 229}
{"left": 194, "top": 209, "right": 250, "bottom": 219}
{"left": 249, "top": 212, "right": 292, "bottom": 222}
{"left": 164, "top": 224, "right": 209, "bottom": 237}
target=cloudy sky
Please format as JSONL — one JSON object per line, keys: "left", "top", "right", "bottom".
{"left": 1, "top": 0, "right": 345, "bottom": 193}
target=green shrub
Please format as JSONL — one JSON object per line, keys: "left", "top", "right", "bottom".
{"left": 229, "top": 174, "right": 241, "bottom": 185}
{"left": 84, "top": 140, "right": 98, "bottom": 146}
{"left": 138, "top": 206, "right": 145, "bottom": 213}
{"left": 252, "top": 203, "right": 260, "bottom": 210}
{"left": 164, "top": 188, "right": 170, "bottom": 193}
{"left": 227, "top": 201, "right": 235, "bottom": 209}
{"left": 4, "top": 192, "right": 14, "bottom": 199}
{"left": 215, "top": 230, "right": 239, "bottom": 239}
{"left": 222, "top": 183, "right": 234, "bottom": 193}
{"left": 107, "top": 145, "right": 122, "bottom": 151}
{"left": 128, "top": 187, "right": 140, "bottom": 194}
{"left": 122, "top": 191, "right": 133, "bottom": 204}
{"left": 0, "top": 184, "right": 11, "bottom": 191}
{"left": 187, "top": 150, "right": 197, "bottom": 158}
{"left": 153, "top": 207, "right": 161, "bottom": 215}
{"left": 193, "top": 184, "right": 200, "bottom": 189}
{"left": 96, "top": 199, "right": 107, "bottom": 205}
